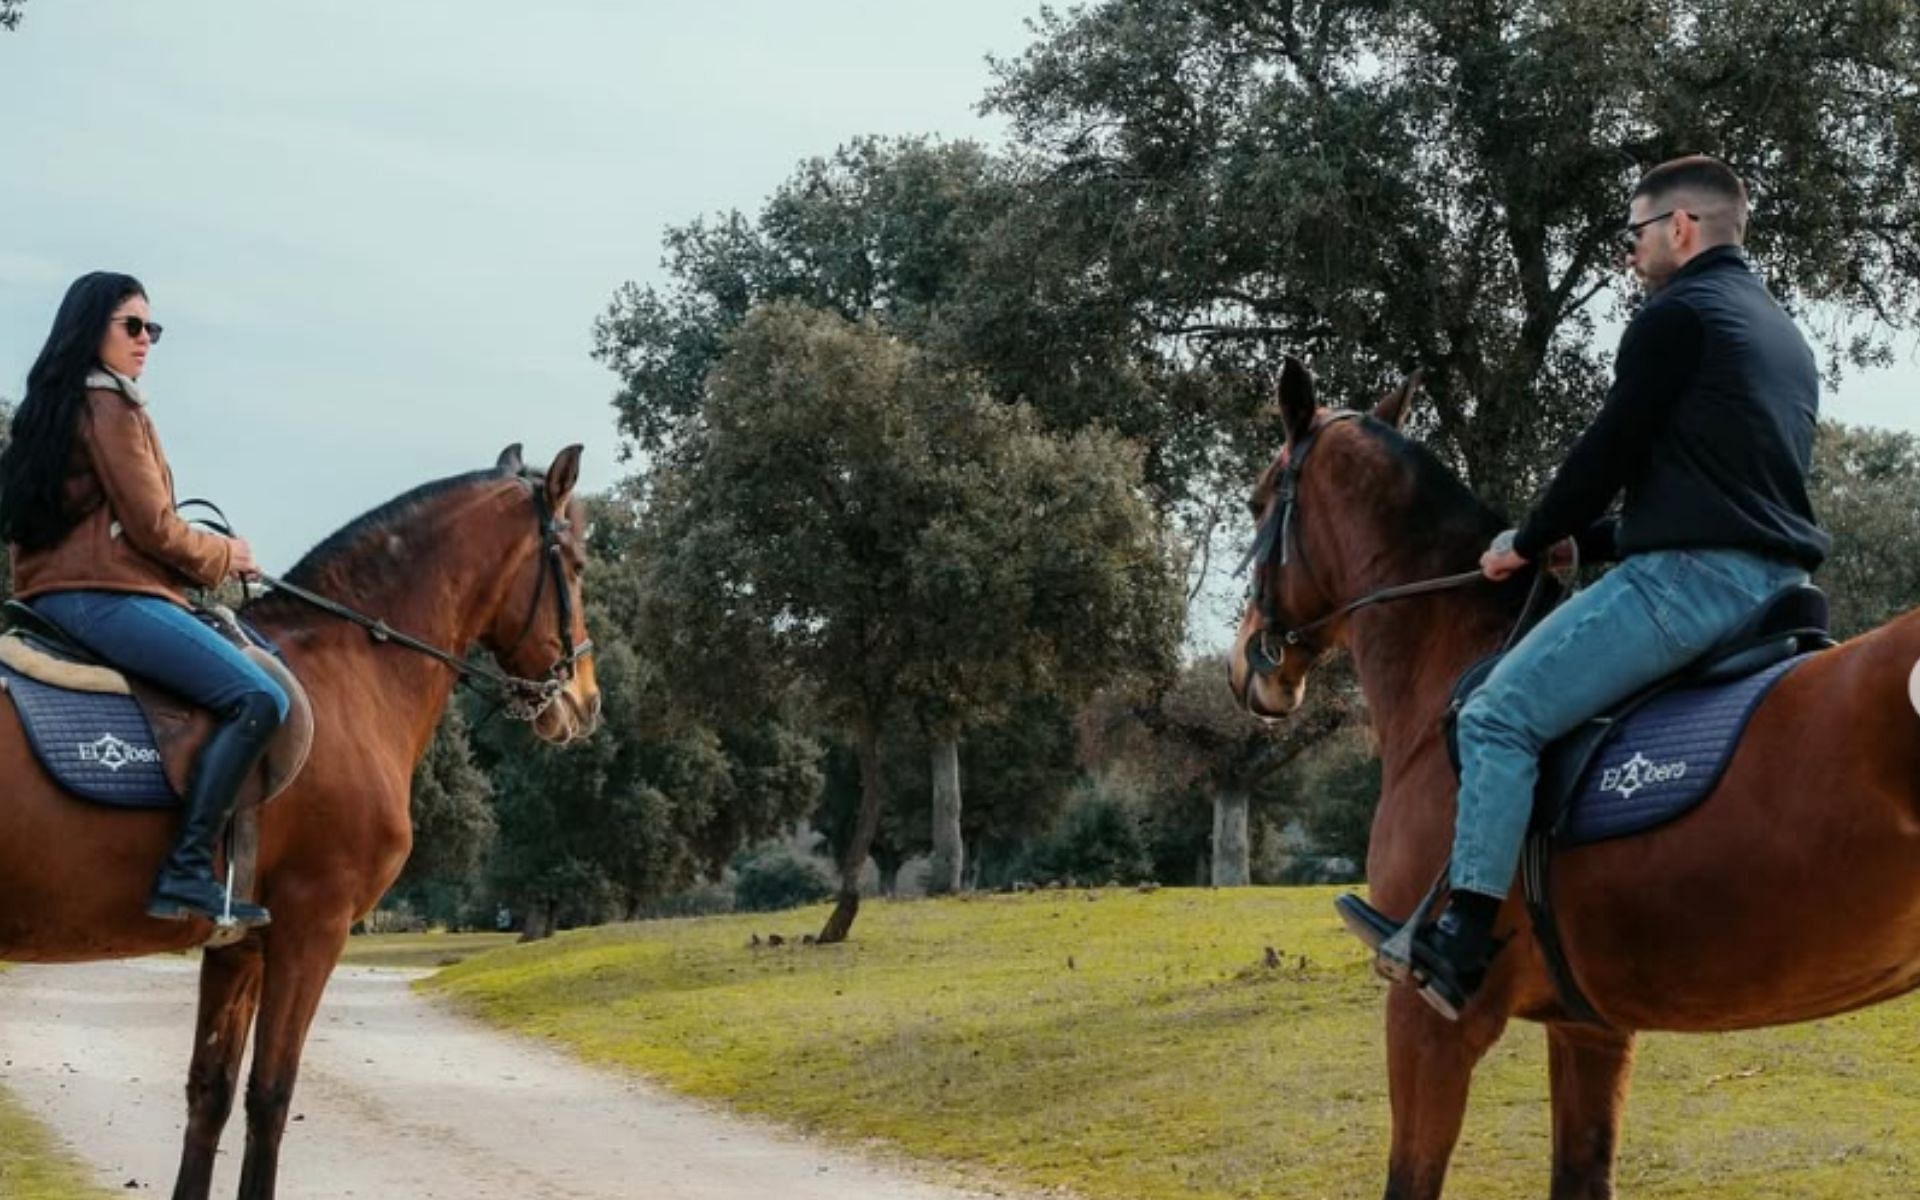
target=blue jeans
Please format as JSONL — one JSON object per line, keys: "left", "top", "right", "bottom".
{"left": 1451, "top": 549, "right": 1810, "bottom": 898}
{"left": 28, "top": 591, "right": 290, "bottom": 721}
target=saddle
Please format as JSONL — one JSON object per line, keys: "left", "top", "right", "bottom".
{"left": 0, "top": 599, "right": 314, "bottom": 811}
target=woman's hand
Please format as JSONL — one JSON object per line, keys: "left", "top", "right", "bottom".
{"left": 227, "top": 538, "right": 261, "bottom": 581}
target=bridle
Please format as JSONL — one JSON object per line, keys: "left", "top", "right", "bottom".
{"left": 1234, "top": 412, "right": 1487, "bottom": 683}
{"left": 183, "top": 482, "right": 594, "bottom": 725}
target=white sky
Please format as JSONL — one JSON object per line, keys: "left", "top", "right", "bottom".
{"left": 2, "top": 0, "right": 1914, "bottom": 608}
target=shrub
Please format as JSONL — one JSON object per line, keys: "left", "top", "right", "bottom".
{"left": 733, "top": 845, "right": 836, "bottom": 912}
{"left": 1018, "top": 787, "right": 1156, "bottom": 886}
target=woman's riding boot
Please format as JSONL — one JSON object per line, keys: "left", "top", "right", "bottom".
{"left": 146, "top": 691, "right": 283, "bottom": 926}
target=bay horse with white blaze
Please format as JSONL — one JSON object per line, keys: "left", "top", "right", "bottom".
{"left": 1229, "top": 360, "right": 1920, "bottom": 1199}
{"left": 0, "top": 443, "right": 601, "bottom": 1200}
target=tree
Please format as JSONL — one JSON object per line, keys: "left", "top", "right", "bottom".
{"left": 1081, "top": 654, "right": 1361, "bottom": 885}
{"left": 636, "top": 302, "right": 1177, "bottom": 941}
{"left": 595, "top": 136, "right": 1247, "bottom": 884}
{"left": 1810, "top": 420, "right": 1920, "bottom": 639}
{"left": 0, "top": 2, "right": 24, "bottom": 33}
{"left": 986, "top": 0, "right": 1920, "bottom": 513}
{"left": 479, "top": 494, "right": 823, "bottom": 938}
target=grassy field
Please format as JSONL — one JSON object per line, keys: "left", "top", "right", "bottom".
{"left": 428, "top": 887, "right": 1920, "bottom": 1200}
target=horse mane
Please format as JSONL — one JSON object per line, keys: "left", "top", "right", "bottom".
{"left": 1344, "top": 413, "right": 1538, "bottom": 617}
{"left": 244, "top": 467, "right": 532, "bottom": 620}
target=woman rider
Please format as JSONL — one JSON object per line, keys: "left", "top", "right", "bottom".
{"left": 1, "top": 271, "right": 289, "bottom": 927}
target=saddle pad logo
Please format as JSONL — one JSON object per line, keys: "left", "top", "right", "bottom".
{"left": 1598, "top": 751, "right": 1687, "bottom": 800}
{"left": 76, "top": 733, "right": 161, "bottom": 772}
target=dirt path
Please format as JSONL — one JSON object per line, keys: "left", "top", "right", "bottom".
{"left": 0, "top": 958, "right": 1010, "bottom": 1199}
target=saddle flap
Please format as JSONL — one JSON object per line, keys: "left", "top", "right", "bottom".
{"left": 130, "top": 648, "right": 314, "bottom": 808}
{"left": 1, "top": 630, "right": 314, "bottom": 812}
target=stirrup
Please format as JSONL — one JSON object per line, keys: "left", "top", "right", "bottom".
{"left": 1335, "top": 860, "right": 1450, "bottom": 984}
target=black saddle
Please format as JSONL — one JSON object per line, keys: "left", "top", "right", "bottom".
{"left": 0, "top": 599, "right": 86, "bottom": 658}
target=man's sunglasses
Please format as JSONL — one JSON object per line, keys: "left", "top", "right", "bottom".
{"left": 113, "top": 315, "right": 164, "bottom": 344}
{"left": 1619, "top": 209, "right": 1694, "bottom": 250}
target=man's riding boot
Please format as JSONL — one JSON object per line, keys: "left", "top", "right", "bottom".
{"left": 1408, "top": 895, "right": 1499, "bottom": 1021}
{"left": 146, "top": 691, "right": 281, "bottom": 926}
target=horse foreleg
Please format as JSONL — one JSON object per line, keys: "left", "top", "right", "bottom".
{"left": 235, "top": 914, "right": 350, "bottom": 1200}
{"left": 171, "top": 938, "right": 266, "bottom": 1200}
{"left": 1546, "top": 1023, "right": 1635, "bottom": 1200}
{"left": 1382, "top": 985, "right": 1508, "bottom": 1200}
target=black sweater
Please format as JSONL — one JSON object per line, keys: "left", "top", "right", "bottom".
{"left": 1514, "top": 245, "right": 1828, "bottom": 570}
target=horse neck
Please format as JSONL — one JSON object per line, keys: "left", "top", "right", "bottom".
{"left": 1300, "top": 482, "right": 1511, "bottom": 778}
{"left": 256, "top": 483, "right": 532, "bottom": 761}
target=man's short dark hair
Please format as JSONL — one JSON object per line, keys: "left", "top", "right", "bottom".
{"left": 1632, "top": 155, "right": 1750, "bottom": 242}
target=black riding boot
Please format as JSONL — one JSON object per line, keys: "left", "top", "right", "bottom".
{"left": 146, "top": 691, "right": 282, "bottom": 926}
{"left": 1407, "top": 891, "right": 1501, "bottom": 1021}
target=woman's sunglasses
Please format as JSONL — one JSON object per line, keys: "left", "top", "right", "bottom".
{"left": 113, "top": 315, "right": 164, "bottom": 344}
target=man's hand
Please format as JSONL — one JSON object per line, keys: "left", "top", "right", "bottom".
{"left": 227, "top": 538, "right": 260, "bottom": 581}
{"left": 1480, "top": 529, "right": 1528, "bottom": 581}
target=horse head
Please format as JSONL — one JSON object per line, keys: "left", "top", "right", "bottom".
{"left": 480, "top": 442, "right": 602, "bottom": 745}
{"left": 1228, "top": 357, "right": 1440, "bottom": 719}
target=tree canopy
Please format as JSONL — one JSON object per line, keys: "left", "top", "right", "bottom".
{"left": 986, "top": 0, "right": 1920, "bottom": 511}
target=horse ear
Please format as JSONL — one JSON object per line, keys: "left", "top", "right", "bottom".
{"left": 496, "top": 443, "right": 525, "bottom": 473}
{"left": 1371, "top": 370, "right": 1423, "bottom": 431}
{"left": 545, "top": 444, "right": 584, "bottom": 508}
{"left": 1276, "top": 356, "right": 1317, "bottom": 442}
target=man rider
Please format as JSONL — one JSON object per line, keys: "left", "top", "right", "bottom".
{"left": 1353, "top": 154, "right": 1829, "bottom": 1019}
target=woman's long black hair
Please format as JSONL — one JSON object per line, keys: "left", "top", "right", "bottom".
{"left": 0, "top": 272, "right": 146, "bottom": 552}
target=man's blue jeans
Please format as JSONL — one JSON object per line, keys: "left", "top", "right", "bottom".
{"left": 28, "top": 590, "right": 290, "bottom": 721}
{"left": 1451, "top": 548, "right": 1809, "bottom": 898}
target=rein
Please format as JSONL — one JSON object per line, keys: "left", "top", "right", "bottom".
{"left": 179, "top": 490, "right": 591, "bottom": 724}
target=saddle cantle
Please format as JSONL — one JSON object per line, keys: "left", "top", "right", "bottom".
{"left": 1444, "top": 583, "right": 1833, "bottom": 844}
{"left": 0, "top": 600, "right": 314, "bottom": 811}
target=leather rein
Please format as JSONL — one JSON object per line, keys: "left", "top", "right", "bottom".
{"left": 180, "top": 485, "right": 592, "bottom": 724}
{"left": 1235, "top": 412, "right": 1509, "bottom": 683}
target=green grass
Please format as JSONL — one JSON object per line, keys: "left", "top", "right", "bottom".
{"left": 428, "top": 888, "right": 1920, "bottom": 1200}
{"left": 338, "top": 931, "right": 518, "bottom": 970}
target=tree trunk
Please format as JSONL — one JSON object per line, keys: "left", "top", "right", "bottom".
{"left": 518, "top": 899, "right": 553, "bottom": 942}
{"left": 926, "top": 735, "right": 964, "bottom": 896}
{"left": 819, "top": 722, "right": 886, "bottom": 944}
{"left": 1211, "top": 790, "right": 1251, "bottom": 887}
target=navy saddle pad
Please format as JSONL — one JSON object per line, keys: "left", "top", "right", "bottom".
{"left": 0, "top": 661, "right": 178, "bottom": 809}
{"left": 1542, "top": 653, "right": 1808, "bottom": 847}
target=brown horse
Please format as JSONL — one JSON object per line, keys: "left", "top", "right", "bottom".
{"left": 0, "top": 443, "right": 601, "bottom": 1200}
{"left": 1229, "top": 361, "right": 1920, "bottom": 1199}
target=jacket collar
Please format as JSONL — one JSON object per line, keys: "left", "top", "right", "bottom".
{"left": 84, "top": 368, "right": 145, "bottom": 406}
{"left": 1668, "top": 243, "right": 1749, "bottom": 285}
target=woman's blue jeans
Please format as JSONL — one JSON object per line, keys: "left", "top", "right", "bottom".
{"left": 1451, "top": 548, "right": 1809, "bottom": 898}
{"left": 28, "top": 590, "right": 290, "bottom": 721}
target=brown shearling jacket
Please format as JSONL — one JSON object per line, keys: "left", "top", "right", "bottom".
{"left": 9, "top": 373, "right": 233, "bottom": 605}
